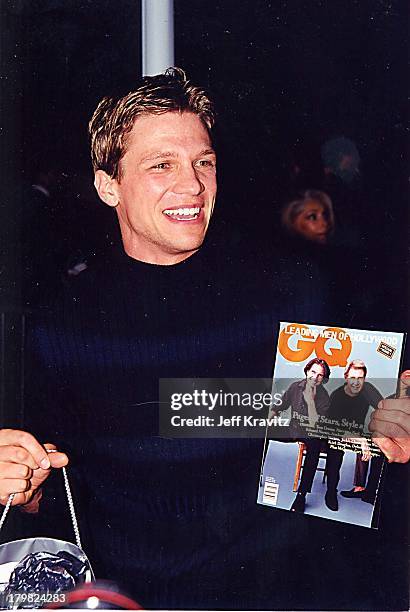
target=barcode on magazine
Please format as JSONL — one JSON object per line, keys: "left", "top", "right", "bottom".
{"left": 262, "top": 479, "right": 279, "bottom": 505}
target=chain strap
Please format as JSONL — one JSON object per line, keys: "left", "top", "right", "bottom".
{"left": 0, "top": 494, "right": 15, "bottom": 532}
{"left": 0, "top": 452, "right": 82, "bottom": 550}
{"left": 61, "top": 466, "right": 82, "bottom": 549}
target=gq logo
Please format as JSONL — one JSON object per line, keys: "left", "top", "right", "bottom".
{"left": 278, "top": 324, "right": 352, "bottom": 367}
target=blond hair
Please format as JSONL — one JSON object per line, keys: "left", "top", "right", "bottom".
{"left": 281, "top": 189, "right": 335, "bottom": 235}
{"left": 89, "top": 67, "right": 215, "bottom": 180}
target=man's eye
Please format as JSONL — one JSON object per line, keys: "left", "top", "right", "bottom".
{"left": 152, "top": 162, "right": 171, "bottom": 170}
{"left": 306, "top": 214, "right": 317, "bottom": 221}
{"left": 196, "top": 159, "right": 215, "bottom": 168}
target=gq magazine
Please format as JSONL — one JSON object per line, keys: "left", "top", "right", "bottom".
{"left": 257, "top": 322, "right": 405, "bottom": 529}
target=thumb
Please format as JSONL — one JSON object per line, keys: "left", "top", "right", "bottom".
{"left": 44, "top": 444, "right": 69, "bottom": 469}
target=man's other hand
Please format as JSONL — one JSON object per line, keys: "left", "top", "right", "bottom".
{"left": 0, "top": 429, "right": 68, "bottom": 507}
{"left": 369, "top": 371, "right": 410, "bottom": 464}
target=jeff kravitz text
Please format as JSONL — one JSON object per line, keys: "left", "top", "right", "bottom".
{"left": 170, "top": 415, "right": 289, "bottom": 428}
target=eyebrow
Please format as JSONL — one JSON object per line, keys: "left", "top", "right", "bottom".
{"left": 140, "top": 148, "right": 216, "bottom": 164}
{"left": 198, "top": 148, "right": 216, "bottom": 156}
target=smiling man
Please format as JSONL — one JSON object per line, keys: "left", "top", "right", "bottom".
{"left": 0, "top": 69, "right": 409, "bottom": 610}
{"left": 91, "top": 102, "right": 217, "bottom": 264}
{"left": 324, "top": 360, "right": 383, "bottom": 511}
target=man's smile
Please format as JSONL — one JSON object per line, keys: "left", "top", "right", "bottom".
{"left": 162, "top": 206, "right": 202, "bottom": 221}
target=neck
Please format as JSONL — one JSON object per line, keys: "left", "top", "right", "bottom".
{"left": 119, "top": 228, "right": 199, "bottom": 266}
{"left": 124, "top": 245, "right": 197, "bottom": 266}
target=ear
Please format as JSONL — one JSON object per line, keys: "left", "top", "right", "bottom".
{"left": 94, "top": 170, "right": 120, "bottom": 208}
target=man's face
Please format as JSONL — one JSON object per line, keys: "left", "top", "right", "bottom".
{"left": 98, "top": 111, "right": 217, "bottom": 265}
{"left": 345, "top": 367, "right": 366, "bottom": 396}
{"left": 306, "top": 363, "right": 325, "bottom": 387}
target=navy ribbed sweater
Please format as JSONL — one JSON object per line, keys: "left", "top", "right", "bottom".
{"left": 16, "top": 242, "right": 408, "bottom": 610}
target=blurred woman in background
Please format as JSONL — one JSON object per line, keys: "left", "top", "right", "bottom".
{"left": 281, "top": 189, "right": 334, "bottom": 245}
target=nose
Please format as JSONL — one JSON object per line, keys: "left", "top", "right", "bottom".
{"left": 173, "top": 164, "right": 204, "bottom": 196}
{"left": 317, "top": 217, "right": 329, "bottom": 232}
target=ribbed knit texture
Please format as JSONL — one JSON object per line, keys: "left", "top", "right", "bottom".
{"left": 13, "top": 242, "right": 408, "bottom": 610}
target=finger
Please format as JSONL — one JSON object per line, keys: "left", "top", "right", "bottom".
{"left": 371, "top": 430, "right": 405, "bottom": 462}
{"left": 369, "top": 407, "right": 410, "bottom": 432}
{"left": 391, "top": 439, "right": 410, "bottom": 463}
{"left": 0, "top": 446, "right": 40, "bottom": 470}
{"left": 376, "top": 398, "right": 410, "bottom": 415}
{"left": 0, "top": 492, "right": 33, "bottom": 507}
{"left": 0, "top": 478, "right": 31, "bottom": 497}
{"left": 369, "top": 417, "right": 407, "bottom": 439}
{"left": 48, "top": 452, "right": 69, "bottom": 469}
{"left": 398, "top": 370, "right": 410, "bottom": 399}
{"left": 370, "top": 407, "right": 410, "bottom": 431}
{"left": 0, "top": 462, "right": 33, "bottom": 480}
{"left": 371, "top": 407, "right": 410, "bottom": 426}
{"left": 0, "top": 430, "right": 50, "bottom": 470}
{"left": 44, "top": 443, "right": 69, "bottom": 468}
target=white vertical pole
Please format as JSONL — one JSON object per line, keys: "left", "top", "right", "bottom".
{"left": 141, "top": 0, "right": 174, "bottom": 76}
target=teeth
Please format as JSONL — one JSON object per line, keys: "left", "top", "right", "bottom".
{"left": 163, "top": 207, "right": 200, "bottom": 217}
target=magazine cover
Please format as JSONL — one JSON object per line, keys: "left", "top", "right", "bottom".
{"left": 258, "top": 322, "right": 405, "bottom": 528}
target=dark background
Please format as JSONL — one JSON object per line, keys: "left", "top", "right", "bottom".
{"left": 0, "top": 3, "right": 408, "bottom": 607}
{"left": 0, "top": 0, "right": 408, "bottom": 309}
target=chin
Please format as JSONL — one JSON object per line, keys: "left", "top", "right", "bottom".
{"left": 313, "top": 236, "right": 328, "bottom": 245}
{"left": 170, "top": 233, "right": 206, "bottom": 254}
